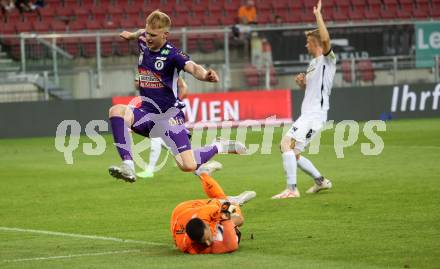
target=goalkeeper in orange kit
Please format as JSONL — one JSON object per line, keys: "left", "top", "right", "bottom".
{"left": 170, "top": 161, "right": 256, "bottom": 254}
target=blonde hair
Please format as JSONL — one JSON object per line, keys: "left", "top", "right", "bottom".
{"left": 146, "top": 10, "right": 172, "bottom": 30}
{"left": 305, "top": 29, "right": 322, "bottom": 46}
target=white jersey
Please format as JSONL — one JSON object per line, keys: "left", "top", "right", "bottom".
{"left": 301, "top": 50, "right": 337, "bottom": 120}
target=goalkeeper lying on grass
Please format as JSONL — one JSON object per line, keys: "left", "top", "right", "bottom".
{"left": 170, "top": 161, "right": 256, "bottom": 254}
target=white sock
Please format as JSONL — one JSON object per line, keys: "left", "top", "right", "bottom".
{"left": 297, "top": 156, "right": 321, "bottom": 179}
{"left": 213, "top": 141, "right": 223, "bottom": 153}
{"left": 282, "top": 151, "right": 297, "bottom": 188}
{"left": 147, "top": 138, "right": 162, "bottom": 171}
{"left": 123, "top": 160, "right": 135, "bottom": 171}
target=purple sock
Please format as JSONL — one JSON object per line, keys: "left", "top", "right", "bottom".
{"left": 194, "top": 144, "right": 219, "bottom": 169}
{"left": 110, "top": 116, "right": 132, "bottom": 161}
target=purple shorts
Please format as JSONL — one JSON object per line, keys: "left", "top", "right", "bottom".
{"left": 130, "top": 107, "right": 191, "bottom": 155}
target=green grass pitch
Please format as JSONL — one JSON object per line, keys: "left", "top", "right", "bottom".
{"left": 0, "top": 118, "right": 439, "bottom": 269}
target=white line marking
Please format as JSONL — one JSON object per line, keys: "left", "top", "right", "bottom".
{"left": 2, "top": 249, "right": 141, "bottom": 263}
{"left": 0, "top": 227, "right": 169, "bottom": 247}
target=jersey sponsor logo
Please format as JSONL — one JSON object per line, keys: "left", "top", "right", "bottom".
{"left": 138, "top": 69, "right": 163, "bottom": 88}
{"left": 175, "top": 224, "right": 185, "bottom": 235}
{"left": 155, "top": 60, "right": 164, "bottom": 70}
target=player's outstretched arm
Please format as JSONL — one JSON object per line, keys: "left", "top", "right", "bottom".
{"left": 177, "top": 77, "right": 188, "bottom": 99}
{"left": 184, "top": 62, "right": 219, "bottom": 83}
{"left": 313, "top": 0, "right": 331, "bottom": 54}
{"left": 119, "top": 29, "right": 145, "bottom": 41}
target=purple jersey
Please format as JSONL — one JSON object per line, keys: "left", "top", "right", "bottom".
{"left": 137, "top": 34, "right": 191, "bottom": 113}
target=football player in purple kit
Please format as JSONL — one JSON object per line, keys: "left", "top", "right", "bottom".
{"left": 108, "top": 10, "right": 247, "bottom": 182}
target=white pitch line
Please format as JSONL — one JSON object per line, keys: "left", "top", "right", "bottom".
{"left": 3, "top": 249, "right": 141, "bottom": 263}
{"left": 0, "top": 227, "right": 169, "bottom": 247}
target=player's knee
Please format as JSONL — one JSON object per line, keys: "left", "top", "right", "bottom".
{"left": 280, "top": 137, "right": 295, "bottom": 153}
{"left": 108, "top": 104, "right": 126, "bottom": 118}
{"left": 177, "top": 159, "right": 197, "bottom": 172}
{"left": 180, "top": 162, "right": 197, "bottom": 172}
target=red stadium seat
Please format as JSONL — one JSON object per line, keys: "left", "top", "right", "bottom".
{"left": 204, "top": 13, "right": 221, "bottom": 26}
{"left": 33, "top": 18, "right": 52, "bottom": 32}
{"left": 349, "top": 6, "right": 364, "bottom": 20}
{"left": 1, "top": 21, "right": 17, "bottom": 34}
{"left": 272, "top": 0, "right": 289, "bottom": 10}
{"left": 364, "top": 5, "right": 381, "bottom": 20}
{"left": 341, "top": 60, "right": 353, "bottom": 83}
{"left": 15, "top": 20, "right": 34, "bottom": 33}
{"left": 351, "top": 0, "right": 367, "bottom": 8}
{"left": 60, "top": 37, "right": 81, "bottom": 57}
{"left": 258, "top": 11, "right": 273, "bottom": 24}
{"left": 51, "top": 20, "right": 67, "bottom": 32}
{"left": 220, "top": 12, "right": 238, "bottom": 25}
{"left": 396, "top": 5, "right": 412, "bottom": 19}
{"left": 69, "top": 16, "right": 87, "bottom": 31}
{"left": 81, "top": 36, "right": 97, "bottom": 57}
{"left": 333, "top": 8, "right": 349, "bottom": 21}
{"left": 187, "top": 14, "right": 204, "bottom": 27}
{"left": 244, "top": 65, "right": 260, "bottom": 87}
{"left": 357, "top": 59, "right": 375, "bottom": 83}
{"left": 124, "top": 1, "right": 143, "bottom": 17}
{"left": 85, "top": 19, "right": 102, "bottom": 31}
{"left": 199, "top": 34, "right": 216, "bottom": 53}
{"left": 431, "top": 2, "right": 440, "bottom": 18}
{"left": 191, "top": 1, "right": 209, "bottom": 13}
{"left": 380, "top": 4, "right": 397, "bottom": 20}
{"left": 114, "top": 39, "right": 131, "bottom": 56}
{"left": 56, "top": 5, "right": 74, "bottom": 17}
{"left": 256, "top": 0, "right": 272, "bottom": 11}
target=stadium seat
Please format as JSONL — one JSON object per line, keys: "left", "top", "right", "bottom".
{"left": 124, "top": 1, "right": 143, "bottom": 17}
{"left": 15, "top": 19, "right": 34, "bottom": 33}
{"left": 357, "top": 59, "right": 375, "bottom": 83}
{"left": 244, "top": 65, "right": 260, "bottom": 87}
{"left": 271, "top": 0, "right": 289, "bottom": 10}
{"left": 258, "top": 11, "right": 273, "bottom": 24}
{"left": 114, "top": 39, "right": 131, "bottom": 56}
{"left": 60, "top": 37, "right": 81, "bottom": 57}
{"left": 1, "top": 21, "right": 17, "bottom": 34}
{"left": 341, "top": 59, "right": 353, "bottom": 83}
{"left": 51, "top": 20, "right": 68, "bottom": 32}
{"left": 199, "top": 34, "right": 216, "bottom": 53}
{"left": 350, "top": 0, "right": 367, "bottom": 8}
{"left": 81, "top": 36, "right": 97, "bottom": 57}
{"left": 33, "top": 18, "right": 52, "bottom": 32}
{"left": 333, "top": 8, "right": 349, "bottom": 21}
{"left": 380, "top": 4, "right": 398, "bottom": 20}
{"left": 220, "top": 11, "right": 237, "bottom": 25}
{"left": 413, "top": 0, "right": 430, "bottom": 18}
{"left": 364, "top": 5, "right": 381, "bottom": 20}
{"left": 431, "top": 2, "right": 440, "bottom": 18}
{"left": 349, "top": 6, "right": 364, "bottom": 20}
{"left": 69, "top": 16, "right": 87, "bottom": 31}
{"left": 85, "top": 19, "right": 102, "bottom": 31}
{"left": 204, "top": 13, "right": 221, "bottom": 26}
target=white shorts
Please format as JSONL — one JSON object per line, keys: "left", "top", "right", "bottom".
{"left": 286, "top": 115, "right": 325, "bottom": 152}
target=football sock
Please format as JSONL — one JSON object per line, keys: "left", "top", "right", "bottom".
{"left": 110, "top": 116, "right": 132, "bottom": 161}
{"left": 288, "top": 184, "right": 297, "bottom": 191}
{"left": 194, "top": 144, "right": 219, "bottom": 169}
{"left": 314, "top": 176, "right": 325, "bottom": 186}
{"left": 199, "top": 173, "right": 226, "bottom": 199}
{"left": 148, "top": 138, "right": 162, "bottom": 171}
{"left": 282, "top": 151, "right": 297, "bottom": 188}
{"left": 123, "top": 160, "right": 135, "bottom": 171}
{"left": 297, "top": 155, "right": 322, "bottom": 179}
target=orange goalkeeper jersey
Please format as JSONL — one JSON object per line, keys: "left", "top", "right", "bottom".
{"left": 170, "top": 199, "right": 239, "bottom": 254}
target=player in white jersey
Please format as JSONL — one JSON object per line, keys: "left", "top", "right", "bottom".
{"left": 272, "top": 0, "right": 336, "bottom": 199}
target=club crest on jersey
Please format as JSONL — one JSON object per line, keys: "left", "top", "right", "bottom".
{"left": 155, "top": 60, "right": 164, "bottom": 70}
{"left": 161, "top": 49, "right": 170, "bottom": 55}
